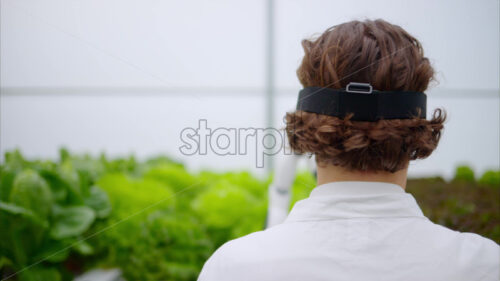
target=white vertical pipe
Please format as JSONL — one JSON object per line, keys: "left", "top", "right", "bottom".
{"left": 265, "top": 0, "right": 275, "bottom": 173}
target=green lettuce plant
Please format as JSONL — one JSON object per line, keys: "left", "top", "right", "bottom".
{"left": 0, "top": 150, "right": 111, "bottom": 281}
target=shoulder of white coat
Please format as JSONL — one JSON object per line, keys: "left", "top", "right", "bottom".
{"left": 425, "top": 221, "right": 499, "bottom": 276}
{"left": 430, "top": 220, "right": 499, "bottom": 253}
{"left": 197, "top": 229, "right": 269, "bottom": 281}
{"left": 212, "top": 229, "right": 271, "bottom": 263}
{"left": 456, "top": 231, "right": 500, "bottom": 261}
{"left": 457, "top": 232, "right": 500, "bottom": 279}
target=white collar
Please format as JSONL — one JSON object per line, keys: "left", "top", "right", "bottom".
{"left": 310, "top": 181, "right": 405, "bottom": 197}
{"left": 285, "top": 181, "right": 426, "bottom": 223}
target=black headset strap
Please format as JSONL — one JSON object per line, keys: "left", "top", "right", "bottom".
{"left": 296, "top": 87, "right": 427, "bottom": 121}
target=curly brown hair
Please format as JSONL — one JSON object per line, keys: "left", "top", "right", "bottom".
{"left": 285, "top": 19, "right": 446, "bottom": 173}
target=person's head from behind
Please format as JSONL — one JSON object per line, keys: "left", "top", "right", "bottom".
{"left": 286, "top": 19, "right": 446, "bottom": 182}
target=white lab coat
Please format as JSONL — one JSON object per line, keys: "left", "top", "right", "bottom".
{"left": 198, "top": 181, "right": 500, "bottom": 281}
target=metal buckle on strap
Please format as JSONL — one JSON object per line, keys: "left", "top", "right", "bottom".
{"left": 346, "top": 82, "right": 373, "bottom": 94}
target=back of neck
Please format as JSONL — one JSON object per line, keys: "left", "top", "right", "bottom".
{"left": 316, "top": 163, "right": 408, "bottom": 190}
